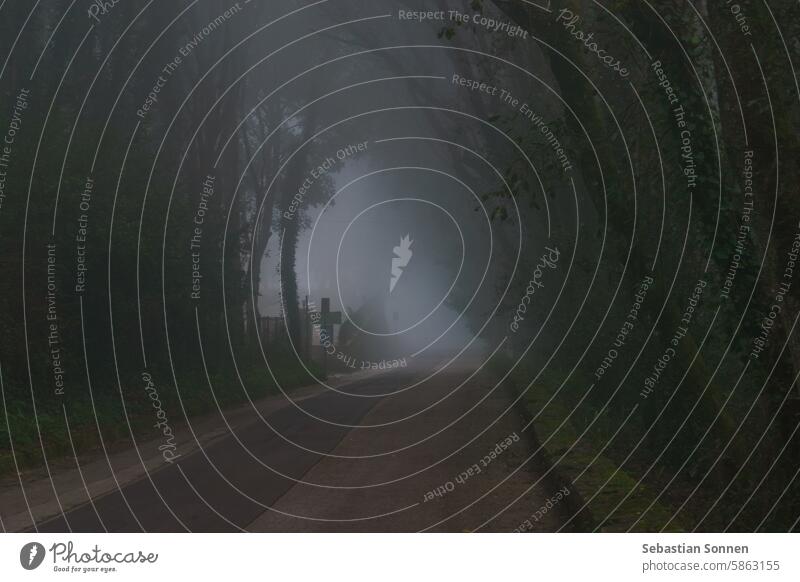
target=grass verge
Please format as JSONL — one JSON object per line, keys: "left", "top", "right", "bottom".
{"left": 498, "top": 358, "right": 686, "bottom": 532}
{"left": 0, "top": 351, "right": 323, "bottom": 478}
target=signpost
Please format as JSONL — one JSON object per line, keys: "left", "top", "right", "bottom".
{"left": 320, "top": 298, "right": 342, "bottom": 340}
{"left": 319, "top": 298, "right": 342, "bottom": 374}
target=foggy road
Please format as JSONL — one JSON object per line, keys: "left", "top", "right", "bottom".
{"left": 28, "top": 364, "right": 570, "bottom": 532}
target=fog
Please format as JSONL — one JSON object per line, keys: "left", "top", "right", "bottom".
{"left": 251, "top": 0, "right": 573, "bottom": 368}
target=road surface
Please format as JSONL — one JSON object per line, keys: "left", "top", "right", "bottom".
{"left": 12, "top": 360, "right": 571, "bottom": 532}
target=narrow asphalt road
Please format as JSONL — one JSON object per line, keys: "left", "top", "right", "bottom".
{"left": 30, "top": 361, "right": 570, "bottom": 532}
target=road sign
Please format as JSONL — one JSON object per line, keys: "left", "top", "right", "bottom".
{"left": 320, "top": 298, "right": 342, "bottom": 327}
{"left": 317, "top": 298, "right": 344, "bottom": 375}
